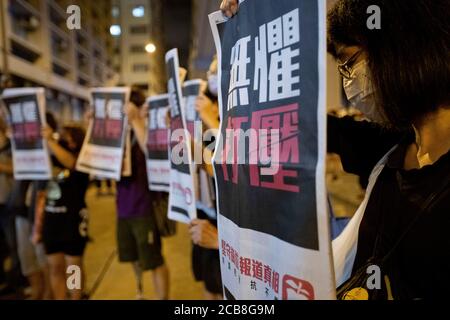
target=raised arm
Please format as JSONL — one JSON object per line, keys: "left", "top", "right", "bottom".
{"left": 42, "top": 125, "right": 77, "bottom": 170}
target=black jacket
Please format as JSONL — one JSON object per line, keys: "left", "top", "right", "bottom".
{"left": 328, "top": 115, "right": 450, "bottom": 299}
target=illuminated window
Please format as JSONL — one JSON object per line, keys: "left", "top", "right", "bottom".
{"left": 132, "top": 5, "right": 145, "bottom": 17}
{"left": 110, "top": 25, "right": 121, "bottom": 36}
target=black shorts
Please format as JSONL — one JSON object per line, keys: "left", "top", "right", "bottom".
{"left": 192, "top": 210, "right": 222, "bottom": 294}
{"left": 117, "top": 215, "right": 164, "bottom": 270}
{"left": 42, "top": 208, "right": 89, "bottom": 256}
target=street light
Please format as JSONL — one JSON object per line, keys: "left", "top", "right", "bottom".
{"left": 145, "top": 43, "right": 156, "bottom": 53}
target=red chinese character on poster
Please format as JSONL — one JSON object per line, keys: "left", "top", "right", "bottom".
{"left": 272, "top": 271, "right": 280, "bottom": 294}
{"left": 263, "top": 265, "right": 272, "bottom": 286}
{"left": 233, "top": 250, "right": 240, "bottom": 269}
{"left": 93, "top": 119, "right": 105, "bottom": 138}
{"left": 24, "top": 122, "right": 39, "bottom": 141}
{"left": 220, "top": 116, "right": 248, "bottom": 184}
{"left": 252, "top": 260, "right": 263, "bottom": 281}
{"left": 239, "top": 257, "right": 251, "bottom": 276}
{"left": 221, "top": 240, "right": 227, "bottom": 256}
{"left": 249, "top": 103, "right": 299, "bottom": 192}
{"left": 105, "top": 119, "right": 121, "bottom": 139}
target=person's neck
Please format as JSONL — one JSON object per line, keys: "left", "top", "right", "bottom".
{"left": 411, "top": 107, "right": 450, "bottom": 168}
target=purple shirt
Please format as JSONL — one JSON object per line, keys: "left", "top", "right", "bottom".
{"left": 116, "top": 142, "right": 154, "bottom": 219}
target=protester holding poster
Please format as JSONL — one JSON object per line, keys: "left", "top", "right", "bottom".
{"left": 32, "top": 124, "right": 89, "bottom": 300}
{"left": 76, "top": 87, "right": 130, "bottom": 181}
{"left": 189, "top": 57, "right": 223, "bottom": 300}
{"left": 213, "top": 0, "right": 334, "bottom": 300}
{"left": 326, "top": 0, "right": 450, "bottom": 300}
{"left": 165, "top": 49, "right": 197, "bottom": 224}
{"left": 117, "top": 87, "right": 170, "bottom": 300}
{"left": 221, "top": 0, "right": 450, "bottom": 300}
{"left": 196, "top": 58, "right": 220, "bottom": 131}
{"left": 1, "top": 88, "right": 52, "bottom": 180}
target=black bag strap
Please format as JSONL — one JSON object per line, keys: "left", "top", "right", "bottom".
{"left": 379, "top": 172, "right": 450, "bottom": 265}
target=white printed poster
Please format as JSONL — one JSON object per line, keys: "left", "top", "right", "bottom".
{"left": 210, "top": 0, "right": 335, "bottom": 300}
{"left": 166, "top": 49, "right": 197, "bottom": 224}
{"left": 182, "top": 79, "right": 216, "bottom": 215}
{"left": 145, "top": 94, "right": 170, "bottom": 192}
{"left": 76, "top": 87, "right": 130, "bottom": 180}
{"left": 1, "top": 88, "right": 52, "bottom": 180}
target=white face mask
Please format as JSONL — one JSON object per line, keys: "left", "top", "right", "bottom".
{"left": 343, "top": 60, "right": 385, "bottom": 123}
{"left": 207, "top": 74, "right": 218, "bottom": 97}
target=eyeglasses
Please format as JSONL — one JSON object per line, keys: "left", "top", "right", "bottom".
{"left": 337, "top": 50, "right": 362, "bottom": 80}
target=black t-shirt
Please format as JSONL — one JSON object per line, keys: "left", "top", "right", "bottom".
{"left": 328, "top": 115, "right": 450, "bottom": 299}
{"left": 45, "top": 169, "right": 89, "bottom": 216}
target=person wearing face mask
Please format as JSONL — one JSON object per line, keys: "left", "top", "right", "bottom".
{"left": 34, "top": 124, "right": 90, "bottom": 300}
{"left": 196, "top": 58, "right": 220, "bottom": 131}
{"left": 340, "top": 52, "right": 385, "bottom": 124}
{"left": 188, "top": 57, "right": 223, "bottom": 300}
{"left": 221, "top": 0, "right": 450, "bottom": 299}
{"left": 327, "top": 0, "right": 450, "bottom": 299}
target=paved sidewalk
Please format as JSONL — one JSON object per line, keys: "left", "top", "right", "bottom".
{"left": 83, "top": 188, "right": 204, "bottom": 300}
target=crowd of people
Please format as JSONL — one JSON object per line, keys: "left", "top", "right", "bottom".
{"left": 0, "top": 55, "right": 223, "bottom": 300}
{"left": 0, "top": 0, "right": 449, "bottom": 300}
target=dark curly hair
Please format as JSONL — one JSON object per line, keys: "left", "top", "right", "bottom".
{"left": 62, "top": 125, "right": 86, "bottom": 153}
{"left": 328, "top": 0, "right": 450, "bottom": 129}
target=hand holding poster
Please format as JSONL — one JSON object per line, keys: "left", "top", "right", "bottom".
{"left": 145, "top": 94, "right": 170, "bottom": 192}
{"left": 166, "top": 49, "right": 197, "bottom": 224}
{"left": 76, "top": 87, "right": 130, "bottom": 180}
{"left": 1, "top": 88, "right": 52, "bottom": 180}
{"left": 209, "top": 0, "right": 335, "bottom": 299}
{"left": 182, "top": 79, "right": 216, "bottom": 216}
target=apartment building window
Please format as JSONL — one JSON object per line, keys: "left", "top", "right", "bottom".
{"left": 112, "top": 6, "right": 120, "bottom": 18}
{"left": 132, "top": 5, "right": 145, "bottom": 17}
{"left": 130, "top": 45, "right": 145, "bottom": 53}
{"left": 130, "top": 25, "right": 148, "bottom": 34}
{"left": 132, "top": 63, "right": 149, "bottom": 72}
{"left": 110, "top": 25, "right": 121, "bottom": 36}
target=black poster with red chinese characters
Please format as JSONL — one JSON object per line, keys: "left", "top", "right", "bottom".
{"left": 146, "top": 94, "right": 170, "bottom": 192}
{"left": 1, "top": 88, "right": 52, "bottom": 180}
{"left": 166, "top": 49, "right": 197, "bottom": 224}
{"left": 210, "top": 0, "right": 334, "bottom": 299}
{"left": 76, "top": 87, "right": 130, "bottom": 180}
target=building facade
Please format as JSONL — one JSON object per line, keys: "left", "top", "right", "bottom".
{"left": 0, "top": 0, "right": 116, "bottom": 122}
{"left": 111, "top": 0, "right": 154, "bottom": 93}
